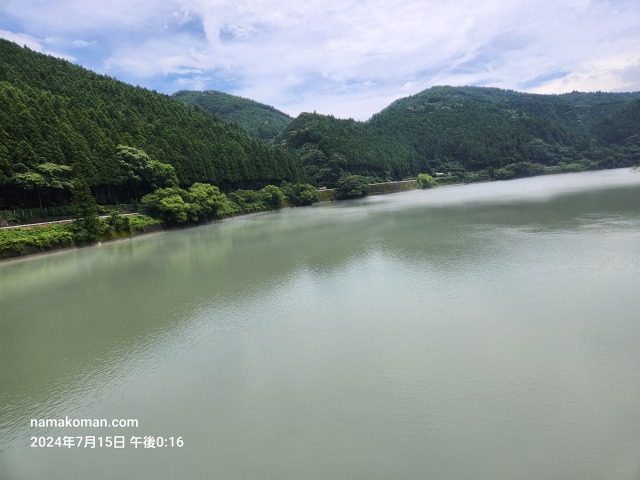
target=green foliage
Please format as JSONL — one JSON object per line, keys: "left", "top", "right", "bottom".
{"left": 335, "top": 175, "right": 370, "bottom": 200}
{"left": 227, "top": 185, "right": 286, "bottom": 211}
{"left": 10, "top": 171, "right": 47, "bottom": 190}
{"left": 277, "top": 86, "right": 640, "bottom": 186}
{"left": 462, "top": 171, "right": 492, "bottom": 183}
{"left": 9, "top": 162, "right": 73, "bottom": 207}
{"left": 228, "top": 189, "right": 264, "bottom": 212}
{"left": 128, "top": 215, "right": 161, "bottom": 233}
{"left": 544, "top": 163, "right": 590, "bottom": 174}
{"left": 187, "top": 183, "right": 228, "bottom": 220}
{"left": 0, "top": 224, "right": 74, "bottom": 257}
{"left": 281, "top": 182, "right": 319, "bottom": 206}
{"left": 0, "top": 214, "right": 162, "bottom": 257}
{"left": 70, "top": 179, "right": 103, "bottom": 244}
{"left": 117, "top": 145, "right": 178, "bottom": 190}
{"left": 140, "top": 183, "right": 228, "bottom": 225}
{"left": 417, "top": 173, "right": 435, "bottom": 188}
{"left": 259, "top": 185, "right": 286, "bottom": 209}
{"left": 140, "top": 187, "right": 191, "bottom": 224}
{"left": 107, "top": 211, "right": 131, "bottom": 233}
{"left": 0, "top": 39, "right": 303, "bottom": 209}
{"left": 173, "top": 90, "right": 293, "bottom": 142}
{"left": 4, "top": 36, "right": 639, "bottom": 211}
{"left": 141, "top": 181, "right": 317, "bottom": 225}
{"left": 149, "top": 161, "right": 179, "bottom": 189}
{"left": 493, "top": 162, "right": 546, "bottom": 180}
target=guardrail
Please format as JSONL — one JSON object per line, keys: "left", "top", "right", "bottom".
{"left": 1, "top": 219, "right": 75, "bottom": 229}
{"left": 0, "top": 213, "right": 139, "bottom": 230}
{"left": 0, "top": 204, "right": 134, "bottom": 221}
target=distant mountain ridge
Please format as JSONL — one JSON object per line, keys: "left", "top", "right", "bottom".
{"left": 276, "top": 85, "right": 640, "bottom": 185}
{"left": 173, "top": 90, "right": 292, "bottom": 142}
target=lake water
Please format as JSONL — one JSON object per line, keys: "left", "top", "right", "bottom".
{"left": 1, "top": 169, "right": 640, "bottom": 479}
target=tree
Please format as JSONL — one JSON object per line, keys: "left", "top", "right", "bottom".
{"left": 149, "top": 160, "right": 179, "bottom": 189}
{"left": 140, "top": 187, "right": 192, "bottom": 225}
{"left": 228, "top": 189, "right": 263, "bottom": 212}
{"left": 117, "top": 145, "right": 178, "bottom": 190}
{"left": 10, "top": 163, "right": 72, "bottom": 207}
{"left": 141, "top": 182, "right": 228, "bottom": 225}
{"left": 335, "top": 175, "right": 370, "bottom": 200}
{"left": 70, "top": 179, "right": 102, "bottom": 244}
{"left": 107, "top": 210, "right": 131, "bottom": 234}
{"left": 281, "top": 182, "right": 319, "bottom": 206}
{"left": 187, "top": 183, "right": 228, "bottom": 220}
{"left": 10, "top": 171, "right": 47, "bottom": 202}
{"left": 259, "top": 185, "right": 286, "bottom": 209}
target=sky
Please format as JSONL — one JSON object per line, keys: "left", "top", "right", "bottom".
{"left": 1, "top": 0, "right": 639, "bottom": 120}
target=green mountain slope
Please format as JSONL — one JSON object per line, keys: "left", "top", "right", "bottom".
{"left": 2, "top": 38, "right": 639, "bottom": 209}
{"left": 277, "top": 86, "right": 640, "bottom": 186}
{"left": 0, "top": 40, "right": 303, "bottom": 208}
{"left": 173, "top": 90, "right": 292, "bottom": 142}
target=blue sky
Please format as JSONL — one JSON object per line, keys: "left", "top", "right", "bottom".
{"left": 1, "top": 0, "right": 639, "bottom": 120}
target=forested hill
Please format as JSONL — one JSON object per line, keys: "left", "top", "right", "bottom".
{"left": 2, "top": 37, "right": 639, "bottom": 210}
{"left": 277, "top": 86, "right": 640, "bottom": 185}
{"left": 0, "top": 39, "right": 303, "bottom": 208}
{"left": 173, "top": 90, "right": 292, "bottom": 142}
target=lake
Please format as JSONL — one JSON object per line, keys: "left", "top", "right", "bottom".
{"left": 1, "top": 168, "right": 640, "bottom": 479}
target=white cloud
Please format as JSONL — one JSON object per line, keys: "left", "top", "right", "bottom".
{"left": 3, "top": 0, "right": 183, "bottom": 32}
{"left": 72, "top": 39, "right": 97, "bottom": 48}
{"left": 2, "top": 0, "right": 640, "bottom": 118}
{"left": 0, "top": 30, "right": 75, "bottom": 61}
{"left": 173, "top": 75, "right": 214, "bottom": 91}
{"left": 180, "top": 0, "right": 640, "bottom": 117}
{"left": 0, "top": 29, "right": 45, "bottom": 51}
{"left": 105, "top": 34, "right": 212, "bottom": 77}
{"left": 532, "top": 54, "right": 640, "bottom": 94}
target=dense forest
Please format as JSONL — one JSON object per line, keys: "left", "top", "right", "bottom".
{"left": 276, "top": 86, "right": 640, "bottom": 185}
{"left": 0, "top": 40, "right": 303, "bottom": 209}
{"left": 1, "top": 38, "right": 639, "bottom": 211}
{"left": 173, "top": 90, "right": 292, "bottom": 142}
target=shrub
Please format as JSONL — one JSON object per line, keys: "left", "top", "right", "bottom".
{"left": 417, "top": 173, "right": 436, "bottom": 188}
{"left": 281, "top": 182, "right": 320, "bottom": 206}
{"left": 335, "top": 175, "right": 370, "bottom": 200}
{"left": 141, "top": 187, "right": 194, "bottom": 224}
{"left": 0, "top": 224, "right": 74, "bottom": 257}
{"left": 70, "top": 180, "right": 103, "bottom": 244}
{"left": 228, "top": 189, "right": 265, "bottom": 212}
{"left": 493, "top": 162, "right": 545, "bottom": 180}
{"left": 128, "top": 215, "right": 161, "bottom": 233}
{"left": 141, "top": 183, "right": 228, "bottom": 225}
{"left": 259, "top": 185, "right": 286, "bottom": 209}
{"left": 108, "top": 211, "right": 131, "bottom": 233}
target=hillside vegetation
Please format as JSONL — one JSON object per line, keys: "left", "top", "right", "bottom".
{"left": 0, "top": 40, "right": 302, "bottom": 209}
{"left": 277, "top": 86, "right": 640, "bottom": 185}
{"left": 173, "top": 90, "right": 292, "bottom": 142}
{"left": 2, "top": 37, "right": 639, "bottom": 211}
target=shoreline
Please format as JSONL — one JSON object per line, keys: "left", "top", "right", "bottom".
{"left": 2, "top": 168, "right": 637, "bottom": 263}
{"left": 0, "top": 226, "right": 166, "bottom": 264}
{"left": 0, "top": 209, "right": 284, "bottom": 264}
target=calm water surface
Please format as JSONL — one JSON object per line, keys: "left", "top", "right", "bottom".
{"left": 2, "top": 169, "right": 640, "bottom": 479}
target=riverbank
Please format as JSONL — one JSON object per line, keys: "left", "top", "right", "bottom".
{"left": 0, "top": 225, "right": 167, "bottom": 264}
{"left": 0, "top": 209, "right": 289, "bottom": 262}
{"left": 0, "top": 215, "right": 162, "bottom": 261}
{"left": 3, "top": 168, "right": 637, "bottom": 262}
